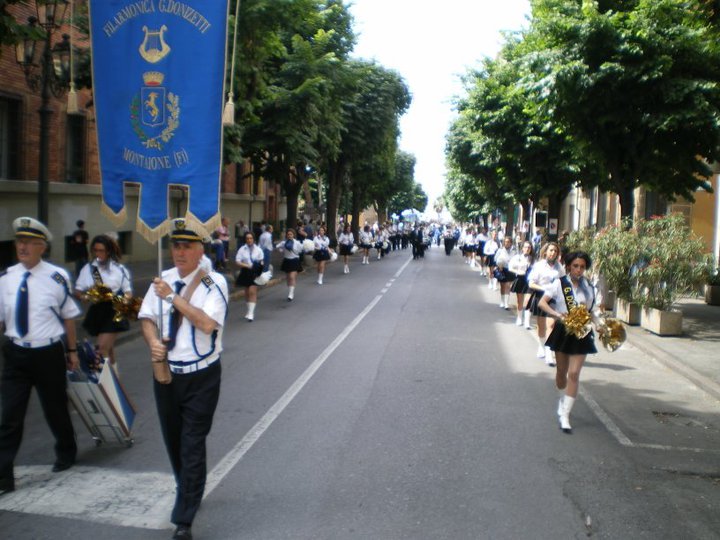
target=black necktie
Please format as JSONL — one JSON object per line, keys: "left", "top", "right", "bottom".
{"left": 16, "top": 271, "right": 31, "bottom": 337}
{"left": 167, "top": 280, "right": 185, "bottom": 351}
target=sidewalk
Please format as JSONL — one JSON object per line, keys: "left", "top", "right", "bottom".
{"left": 617, "top": 297, "right": 720, "bottom": 402}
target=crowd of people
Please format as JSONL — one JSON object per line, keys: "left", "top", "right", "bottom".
{"left": 1, "top": 214, "right": 607, "bottom": 539}
{"left": 452, "top": 223, "right": 606, "bottom": 435}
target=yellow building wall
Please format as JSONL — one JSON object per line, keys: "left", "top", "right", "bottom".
{"left": 668, "top": 177, "right": 715, "bottom": 254}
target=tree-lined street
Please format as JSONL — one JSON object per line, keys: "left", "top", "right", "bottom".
{"left": 1, "top": 248, "right": 718, "bottom": 539}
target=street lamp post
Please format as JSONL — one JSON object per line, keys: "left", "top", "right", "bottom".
{"left": 14, "top": 1, "right": 71, "bottom": 226}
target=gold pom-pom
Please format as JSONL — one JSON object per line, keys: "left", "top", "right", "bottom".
{"left": 564, "top": 304, "right": 592, "bottom": 339}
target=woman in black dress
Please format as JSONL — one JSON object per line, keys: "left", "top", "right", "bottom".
{"left": 538, "top": 251, "right": 602, "bottom": 434}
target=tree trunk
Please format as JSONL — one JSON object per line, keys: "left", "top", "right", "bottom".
{"left": 325, "top": 158, "right": 347, "bottom": 241}
{"left": 617, "top": 185, "right": 635, "bottom": 227}
{"left": 547, "top": 192, "right": 565, "bottom": 241}
{"left": 351, "top": 191, "right": 361, "bottom": 239}
{"left": 284, "top": 179, "right": 302, "bottom": 231}
{"left": 505, "top": 201, "right": 515, "bottom": 238}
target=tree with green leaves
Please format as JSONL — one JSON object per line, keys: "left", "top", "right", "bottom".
{"left": 322, "top": 59, "right": 410, "bottom": 238}
{"left": 526, "top": 0, "right": 720, "bottom": 219}
{"left": 233, "top": 0, "right": 356, "bottom": 227}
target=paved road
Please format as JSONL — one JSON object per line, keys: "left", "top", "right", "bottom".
{"left": 1, "top": 246, "right": 718, "bottom": 539}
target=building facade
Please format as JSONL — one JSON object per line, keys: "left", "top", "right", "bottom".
{"left": 0, "top": 2, "right": 284, "bottom": 270}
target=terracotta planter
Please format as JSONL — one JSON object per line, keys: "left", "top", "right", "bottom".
{"left": 615, "top": 298, "right": 640, "bottom": 326}
{"left": 640, "top": 307, "right": 683, "bottom": 336}
{"left": 705, "top": 285, "right": 720, "bottom": 306}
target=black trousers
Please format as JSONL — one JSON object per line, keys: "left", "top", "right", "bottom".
{"left": 0, "top": 340, "right": 77, "bottom": 481}
{"left": 154, "top": 360, "right": 221, "bottom": 526}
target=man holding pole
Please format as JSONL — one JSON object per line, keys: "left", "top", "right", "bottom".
{"left": 138, "top": 218, "right": 229, "bottom": 540}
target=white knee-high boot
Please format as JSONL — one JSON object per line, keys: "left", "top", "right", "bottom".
{"left": 559, "top": 396, "right": 575, "bottom": 432}
{"left": 246, "top": 302, "right": 256, "bottom": 321}
{"left": 523, "top": 310, "right": 531, "bottom": 329}
{"left": 317, "top": 273, "right": 323, "bottom": 285}
{"left": 288, "top": 286, "right": 295, "bottom": 300}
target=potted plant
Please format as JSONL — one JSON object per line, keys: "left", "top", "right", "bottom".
{"left": 705, "top": 269, "right": 720, "bottom": 306}
{"left": 591, "top": 220, "right": 643, "bottom": 324}
{"left": 633, "top": 214, "right": 713, "bottom": 335}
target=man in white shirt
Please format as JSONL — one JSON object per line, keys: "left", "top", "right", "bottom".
{"left": 0, "top": 217, "right": 81, "bottom": 496}
{"left": 139, "top": 218, "right": 229, "bottom": 540}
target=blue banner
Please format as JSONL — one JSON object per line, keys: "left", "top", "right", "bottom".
{"left": 89, "top": 0, "right": 228, "bottom": 240}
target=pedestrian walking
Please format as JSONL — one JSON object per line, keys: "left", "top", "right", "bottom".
{"left": 527, "top": 242, "right": 565, "bottom": 365}
{"left": 276, "top": 229, "right": 303, "bottom": 301}
{"left": 537, "top": 251, "right": 602, "bottom": 434}
{"left": 338, "top": 224, "right": 354, "bottom": 274}
{"left": 75, "top": 234, "right": 133, "bottom": 369}
{"left": 359, "top": 225, "right": 373, "bottom": 265}
{"left": 313, "top": 226, "right": 332, "bottom": 285}
{"left": 509, "top": 241, "right": 534, "bottom": 328}
{"left": 138, "top": 218, "right": 229, "bottom": 540}
{"left": 258, "top": 224, "right": 274, "bottom": 272}
{"left": 494, "top": 236, "right": 517, "bottom": 309}
{"left": 235, "top": 232, "right": 264, "bottom": 321}
{"left": 0, "top": 217, "right": 82, "bottom": 496}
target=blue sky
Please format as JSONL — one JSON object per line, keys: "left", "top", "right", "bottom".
{"left": 349, "top": 0, "right": 531, "bottom": 208}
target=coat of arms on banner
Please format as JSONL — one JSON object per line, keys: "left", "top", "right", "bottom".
{"left": 130, "top": 70, "right": 180, "bottom": 151}
{"left": 89, "top": 0, "right": 227, "bottom": 241}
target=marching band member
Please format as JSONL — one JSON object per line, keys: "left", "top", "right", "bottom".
{"left": 374, "top": 226, "right": 388, "bottom": 260}
{"left": 527, "top": 242, "right": 565, "bottom": 365}
{"left": 235, "top": 232, "right": 264, "bottom": 321}
{"left": 483, "top": 230, "right": 500, "bottom": 288}
{"left": 493, "top": 236, "right": 517, "bottom": 309}
{"left": 0, "top": 218, "right": 81, "bottom": 496}
{"left": 338, "top": 224, "right": 354, "bottom": 274}
{"left": 276, "top": 229, "right": 303, "bottom": 300}
{"left": 139, "top": 218, "right": 228, "bottom": 539}
{"left": 475, "top": 228, "right": 488, "bottom": 274}
{"left": 538, "top": 251, "right": 602, "bottom": 434}
{"left": 75, "top": 234, "right": 133, "bottom": 368}
{"left": 509, "top": 241, "right": 534, "bottom": 328}
{"left": 359, "top": 225, "right": 374, "bottom": 265}
{"left": 313, "top": 226, "right": 332, "bottom": 284}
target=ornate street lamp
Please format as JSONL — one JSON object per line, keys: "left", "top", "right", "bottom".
{"left": 13, "top": 0, "right": 71, "bottom": 225}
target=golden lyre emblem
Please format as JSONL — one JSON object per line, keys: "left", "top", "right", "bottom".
{"left": 139, "top": 25, "right": 171, "bottom": 64}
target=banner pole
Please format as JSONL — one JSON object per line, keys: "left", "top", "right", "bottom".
{"left": 157, "top": 240, "right": 163, "bottom": 340}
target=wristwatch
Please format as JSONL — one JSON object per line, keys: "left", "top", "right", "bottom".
{"left": 164, "top": 292, "right": 176, "bottom": 304}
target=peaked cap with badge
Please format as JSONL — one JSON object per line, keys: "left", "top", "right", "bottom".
{"left": 169, "top": 218, "right": 209, "bottom": 243}
{"left": 13, "top": 217, "right": 53, "bottom": 242}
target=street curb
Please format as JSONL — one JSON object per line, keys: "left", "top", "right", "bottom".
{"left": 624, "top": 326, "right": 720, "bottom": 403}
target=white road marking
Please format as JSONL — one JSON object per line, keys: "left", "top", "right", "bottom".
{"left": 582, "top": 389, "right": 719, "bottom": 454}
{"left": 0, "top": 466, "right": 174, "bottom": 530}
{"left": 1, "top": 258, "right": 414, "bottom": 529}
{"left": 205, "top": 255, "right": 412, "bottom": 495}
{"left": 581, "top": 389, "right": 635, "bottom": 447}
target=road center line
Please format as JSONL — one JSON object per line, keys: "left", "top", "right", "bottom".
{"left": 205, "top": 256, "right": 412, "bottom": 496}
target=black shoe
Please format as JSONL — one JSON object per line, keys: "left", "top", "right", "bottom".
{"left": 173, "top": 525, "right": 193, "bottom": 539}
{"left": 0, "top": 478, "right": 15, "bottom": 496}
{"left": 52, "top": 460, "right": 74, "bottom": 473}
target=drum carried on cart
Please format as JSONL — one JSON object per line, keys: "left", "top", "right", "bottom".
{"left": 66, "top": 341, "right": 136, "bottom": 447}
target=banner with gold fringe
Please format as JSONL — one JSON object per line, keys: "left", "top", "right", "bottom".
{"left": 88, "top": 0, "right": 228, "bottom": 242}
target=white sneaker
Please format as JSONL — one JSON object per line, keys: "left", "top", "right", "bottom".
{"left": 537, "top": 344, "right": 546, "bottom": 358}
